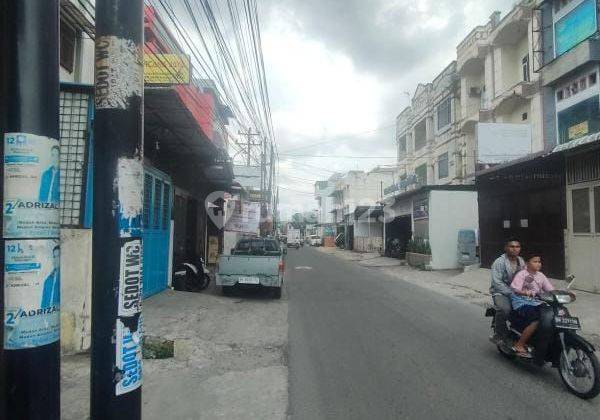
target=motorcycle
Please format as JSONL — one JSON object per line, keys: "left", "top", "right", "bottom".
{"left": 485, "top": 277, "right": 600, "bottom": 399}
{"left": 173, "top": 256, "right": 211, "bottom": 292}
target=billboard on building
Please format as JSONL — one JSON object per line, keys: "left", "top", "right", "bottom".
{"left": 144, "top": 53, "right": 190, "bottom": 84}
{"left": 476, "top": 123, "right": 531, "bottom": 164}
{"left": 555, "top": 0, "right": 597, "bottom": 56}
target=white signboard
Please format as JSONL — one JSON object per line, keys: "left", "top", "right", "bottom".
{"left": 225, "top": 201, "right": 260, "bottom": 234}
{"left": 476, "top": 123, "right": 531, "bottom": 164}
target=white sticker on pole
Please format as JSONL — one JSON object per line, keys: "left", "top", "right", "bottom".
{"left": 3, "top": 133, "right": 60, "bottom": 238}
{"left": 115, "top": 318, "right": 143, "bottom": 395}
{"left": 95, "top": 36, "right": 143, "bottom": 110}
{"left": 3, "top": 239, "right": 60, "bottom": 349}
{"left": 117, "top": 158, "right": 143, "bottom": 237}
{"left": 118, "top": 239, "right": 142, "bottom": 317}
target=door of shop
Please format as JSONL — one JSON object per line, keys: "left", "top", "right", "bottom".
{"left": 142, "top": 167, "right": 172, "bottom": 298}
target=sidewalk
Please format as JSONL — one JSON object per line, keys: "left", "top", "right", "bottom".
{"left": 317, "top": 247, "right": 600, "bottom": 348}
{"left": 62, "top": 285, "right": 288, "bottom": 420}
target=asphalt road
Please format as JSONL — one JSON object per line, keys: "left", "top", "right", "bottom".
{"left": 286, "top": 247, "right": 600, "bottom": 420}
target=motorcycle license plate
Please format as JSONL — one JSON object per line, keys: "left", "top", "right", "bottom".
{"left": 238, "top": 276, "right": 260, "bottom": 284}
{"left": 554, "top": 315, "right": 581, "bottom": 330}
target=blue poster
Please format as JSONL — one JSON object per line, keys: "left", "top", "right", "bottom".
{"left": 3, "top": 133, "right": 60, "bottom": 238}
{"left": 4, "top": 239, "right": 60, "bottom": 349}
{"left": 555, "top": 0, "right": 597, "bottom": 56}
{"left": 115, "top": 317, "right": 143, "bottom": 395}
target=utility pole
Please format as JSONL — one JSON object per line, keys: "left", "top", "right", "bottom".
{"left": 91, "top": 1, "right": 144, "bottom": 419}
{"left": 237, "top": 128, "right": 261, "bottom": 166}
{"left": 0, "top": 1, "right": 61, "bottom": 419}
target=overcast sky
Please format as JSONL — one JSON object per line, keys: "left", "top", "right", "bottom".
{"left": 259, "top": 0, "right": 516, "bottom": 220}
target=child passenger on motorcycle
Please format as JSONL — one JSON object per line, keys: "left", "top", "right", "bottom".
{"left": 509, "top": 254, "right": 555, "bottom": 357}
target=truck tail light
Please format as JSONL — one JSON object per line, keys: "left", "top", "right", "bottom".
{"left": 278, "top": 261, "right": 285, "bottom": 272}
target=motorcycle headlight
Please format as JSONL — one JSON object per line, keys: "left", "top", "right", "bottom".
{"left": 556, "top": 294, "right": 572, "bottom": 304}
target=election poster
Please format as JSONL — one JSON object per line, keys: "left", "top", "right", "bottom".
{"left": 115, "top": 318, "right": 143, "bottom": 395}
{"left": 3, "top": 133, "right": 60, "bottom": 238}
{"left": 4, "top": 239, "right": 60, "bottom": 349}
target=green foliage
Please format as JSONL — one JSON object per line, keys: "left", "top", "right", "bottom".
{"left": 406, "top": 237, "right": 431, "bottom": 255}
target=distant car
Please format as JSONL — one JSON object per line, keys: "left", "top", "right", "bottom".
{"left": 287, "top": 241, "right": 300, "bottom": 249}
{"left": 307, "top": 235, "right": 321, "bottom": 246}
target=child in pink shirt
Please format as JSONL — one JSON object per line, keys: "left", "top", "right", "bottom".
{"left": 509, "top": 255, "right": 555, "bottom": 357}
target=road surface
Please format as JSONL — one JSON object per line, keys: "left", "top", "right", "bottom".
{"left": 286, "top": 247, "right": 599, "bottom": 419}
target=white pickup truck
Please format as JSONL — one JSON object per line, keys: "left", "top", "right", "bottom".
{"left": 216, "top": 238, "right": 285, "bottom": 298}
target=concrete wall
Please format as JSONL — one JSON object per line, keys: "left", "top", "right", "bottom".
{"left": 60, "top": 229, "right": 93, "bottom": 355}
{"left": 428, "top": 190, "right": 479, "bottom": 269}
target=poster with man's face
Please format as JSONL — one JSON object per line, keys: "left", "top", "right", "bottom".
{"left": 3, "top": 132, "right": 61, "bottom": 238}
{"left": 3, "top": 239, "right": 60, "bottom": 349}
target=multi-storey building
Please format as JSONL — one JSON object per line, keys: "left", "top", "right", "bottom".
{"left": 533, "top": 0, "right": 600, "bottom": 291}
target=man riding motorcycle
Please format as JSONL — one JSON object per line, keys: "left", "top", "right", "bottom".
{"left": 489, "top": 238, "right": 524, "bottom": 345}
{"left": 490, "top": 239, "right": 555, "bottom": 365}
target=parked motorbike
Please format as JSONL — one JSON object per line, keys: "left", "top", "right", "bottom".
{"left": 173, "top": 256, "right": 211, "bottom": 292}
{"left": 485, "top": 277, "right": 600, "bottom": 399}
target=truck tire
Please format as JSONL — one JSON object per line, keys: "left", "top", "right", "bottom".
{"left": 272, "top": 287, "right": 282, "bottom": 299}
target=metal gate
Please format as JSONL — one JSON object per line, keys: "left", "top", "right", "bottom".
{"left": 142, "top": 167, "right": 172, "bottom": 298}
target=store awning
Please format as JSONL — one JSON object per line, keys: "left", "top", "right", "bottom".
{"left": 145, "top": 86, "right": 233, "bottom": 187}
{"left": 552, "top": 132, "right": 600, "bottom": 154}
{"left": 354, "top": 206, "right": 383, "bottom": 220}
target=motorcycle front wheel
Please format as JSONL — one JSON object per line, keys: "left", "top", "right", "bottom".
{"left": 558, "top": 343, "right": 600, "bottom": 399}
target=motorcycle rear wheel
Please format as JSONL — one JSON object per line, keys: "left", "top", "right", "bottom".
{"left": 558, "top": 343, "right": 600, "bottom": 399}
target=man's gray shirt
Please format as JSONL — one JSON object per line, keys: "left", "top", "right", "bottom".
{"left": 490, "top": 254, "right": 525, "bottom": 296}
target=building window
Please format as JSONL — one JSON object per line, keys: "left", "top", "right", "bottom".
{"left": 60, "top": 20, "right": 76, "bottom": 73}
{"left": 555, "top": 0, "right": 575, "bottom": 11}
{"left": 436, "top": 97, "right": 452, "bottom": 131}
{"left": 415, "top": 164, "right": 427, "bottom": 186}
{"left": 572, "top": 188, "right": 591, "bottom": 233}
{"left": 557, "top": 95, "right": 600, "bottom": 143}
{"left": 557, "top": 90, "right": 564, "bottom": 101}
{"left": 595, "top": 186, "right": 600, "bottom": 233}
{"left": 398, "top": 135, "right": 407, "bottom": 157}
{"left": 59, "top": 88, "right": 91, "bottom": 227}
{"left": 414, "top": 119, "right": 427, "bottom": 151}
{"left": 522, "top": 54, "right": 530, "bottom": 82}
{"left": 522, "top": 112, "right": 528, "bottom": 121}
{"left": 438, "top": 152, "right": 449, "bottom": 179}
{"left": 554, "top": 0, "right": 597, "bottom": 57}
{"left": 590, "top": 72, "right": 597, "bottom": 86}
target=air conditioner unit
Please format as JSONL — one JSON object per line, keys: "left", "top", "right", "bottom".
{"left": 469, "top": 87, "right": 482, "bottom": 97}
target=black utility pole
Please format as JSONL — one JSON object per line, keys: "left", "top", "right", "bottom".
{"left": 0, "top": 1, "right": 61, "bottom": 419}
{"left": 91, "top": 1, "right": 145, "bottom": 419}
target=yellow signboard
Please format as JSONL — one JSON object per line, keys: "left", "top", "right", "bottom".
{"left": 568, "top": 121, "right": 589, "bottom": 140}
{"left": 144, "top": 54, "right": 190, "bottom": 85}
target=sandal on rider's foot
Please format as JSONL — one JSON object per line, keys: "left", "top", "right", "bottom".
{"left": 512, "top": 346, "right": 532, "bottom": 358}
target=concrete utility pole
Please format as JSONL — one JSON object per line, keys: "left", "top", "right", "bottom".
{"left": 0, "top": 1, "right": 61, "bottom": 419}
{"left": 91, "top": 1, "right": 144, "bottom": 418}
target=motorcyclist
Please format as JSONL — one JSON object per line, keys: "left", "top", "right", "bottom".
{"left": 490, "top": 238, "right": 525, "bottom": 345}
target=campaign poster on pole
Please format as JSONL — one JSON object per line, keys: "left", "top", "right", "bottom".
{"left": 3, "top": 239, "right": 60, "bottom": 349}
{"left": 3, "top": 133, "right": 61, "bottom": 238}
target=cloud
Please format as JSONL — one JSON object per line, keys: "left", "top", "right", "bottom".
{"left": 259, "top": 0, "right": 516, "bottom": 216}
